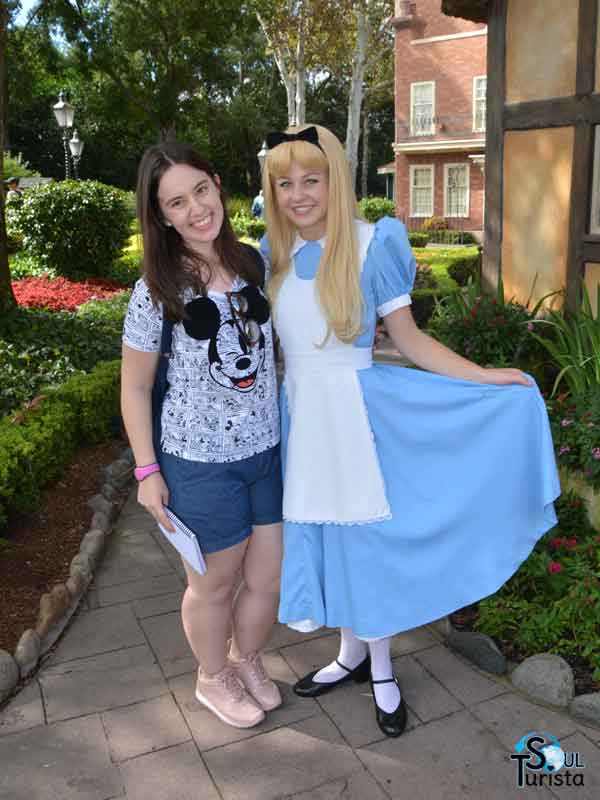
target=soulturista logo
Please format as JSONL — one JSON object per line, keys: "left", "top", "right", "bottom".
{"left": 510, "top": 732, "right": 586, "bottom": 788}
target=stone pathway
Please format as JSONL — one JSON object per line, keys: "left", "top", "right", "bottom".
{"left": 1, "top": 491, "right": 599, "bottom": 800}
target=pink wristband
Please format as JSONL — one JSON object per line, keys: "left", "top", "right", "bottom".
{"left": 134, "top": 462, "right": 161, "bottom": 481}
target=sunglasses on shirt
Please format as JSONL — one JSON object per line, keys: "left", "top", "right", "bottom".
{"left": 226, "top": 291, "right": 261, "bottom": 348}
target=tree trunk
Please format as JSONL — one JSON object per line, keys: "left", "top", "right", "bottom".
{"left": 159, "top": 119, "right": 177, "bottom": 142}
{"left": 360, "top": 105, "right": 369, "bottom": 199}
{"left": 345, "top": 0, "right": 368, "bottom": 189}
{"left": 295, "top": 6, "right": 306, "bottom": 125}
{"left": 0, "top": 3, "right": 16, "bottom": 313}
{"left": 257, "top": 11, "right": 297, "bottom": 126}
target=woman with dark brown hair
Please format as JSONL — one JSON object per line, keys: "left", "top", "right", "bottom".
{"left": 121, "top": 142, "right": 283, "bottom": 729}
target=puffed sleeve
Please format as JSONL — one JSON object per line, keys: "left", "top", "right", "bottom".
{"left": 259, "top": 234, "right": 272, "bottom": 283}
{"left": 122, "top": 277, "right": 163, "bottom": 352}
{"left": 365, "top": 216, "right": 416, "bottom": 318}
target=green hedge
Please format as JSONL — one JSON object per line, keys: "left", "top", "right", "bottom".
{"left": 447, "top": 254, "right": 481, "bottom": 286}
{"left": 8, "top": 180, "right": 131, "bottom": 280}
{"left": 408, "top": 232, "right": 429, "bottom": 248}
{"left": 358, "top": 197, "right": 395, "bottom": 223}
{"left": 0, "top": 360, "right": 122, "bottom": 531}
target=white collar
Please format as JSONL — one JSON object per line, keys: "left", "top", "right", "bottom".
{"left": 291, "top": 232, "right": 326, "bottom": 257}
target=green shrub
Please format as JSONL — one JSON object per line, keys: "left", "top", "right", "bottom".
{"left": 408, "top": 232, "right": 428, "bottom": 248}
{"left": 0, "top": 297, "right": 128, "bottom": 416}
{"left": 425, "top": 227, "right": 478, "bottom": 245}
{"left": 231, "top": 211, "right": 252, "bottom": 237}
{"left": 421, "top": 216, "right": 447, "bottom": 231}
{"left": 246, "top": 218, "right": 266, "bottom": 241}
{"left": 358, "top": 196, "right": 395, "bottom": 223}
{"left": 0, "top": 360, "right": 121, "bottom": 531}
{"left": 546, "top": 387, "right": 600, "bottom": 489}
{"left": 428, "top": 278, "right": 545, "bottom": 368}
{"left": 473, "top": 491, "right": 600, "bottom": 680}
{"left": 411, "top": 289, "right": 440, "bottom": 329}
{"left": 9, "top": 179, "right": 131, "bottom": 280}
{"left": 414, "top": 263, "right": 438, "bottom": 291}
{"left": 2, "top": 152, "right": 40, "bottom": 180}
{"left": 227, "top": 196, "right": 251, "bottom": 218}
{"left": 447, "top": 254, "right": 480, "bottom": 286}
{"left": 105, "top": 250, "right": 142, "bottom": 286}
{"left": 7, "top": 251, "right": 55, "bottom": 279}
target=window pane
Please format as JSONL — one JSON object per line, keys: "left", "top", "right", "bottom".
{"left": 446, "top": 166, "right": 468, "bottom": 217}
{"left": 411, "top": 167, "right": 433, "bottom": 216}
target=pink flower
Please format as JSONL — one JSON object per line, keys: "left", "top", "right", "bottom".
{"left": 561, "top": 418, "right": 573, "bottom": 427}
{"left": 550, "top": 537, "right": 564, "bottom": 549}
{"left": 527, "top": 322, "right": 534, "bottom": 331}
{"left": 565, "top": 537, "right": 578, "bottom": 549}
{"left": 592, "top": 447, "right": 600, "bottom": 460}
{"left": 548, "top": 561, "right": 563, "bottom": 575}
{"left": 559, "top": 445, "right": 571, "bottom": 456}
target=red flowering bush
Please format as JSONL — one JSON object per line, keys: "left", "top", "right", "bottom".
{"left": 12, "top": 275, "right": 126, "bottom": 311}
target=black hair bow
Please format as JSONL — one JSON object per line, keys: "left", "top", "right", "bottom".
{"left": 265, "top": 126, "right": 323, "bottom": 152}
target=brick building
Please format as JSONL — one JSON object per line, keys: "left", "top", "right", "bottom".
{"left": 383, "top": 0, "right": 487, "bottom": 237}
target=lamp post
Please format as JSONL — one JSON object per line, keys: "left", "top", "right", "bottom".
{"left": 69, "top": 130, "right": 84, "bottom": 179}
{"left": 257, "top": 140, "right": 267, "bottom": 175}
{"left": 53, "top": 90, "right": 76, "bottom": 179}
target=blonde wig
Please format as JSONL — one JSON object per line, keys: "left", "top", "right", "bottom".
{"left": 262, "top": 124, "right": 363, "bottom": 343}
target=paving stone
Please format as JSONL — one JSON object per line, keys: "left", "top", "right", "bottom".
{"left": 0, "top": 649, "right": 19, "bottom": 702}
{"left": 357, "top": 708, "right": 554, "bottom": 800}
{"left": 95, "top": 537, "right": 174, "bottom": 586}
{"left": 133, "top": 591, "right": 184, "bottom": 619}
{"left": 0, "top": 714, "right": 122, "bottom": 800}
{"left": 279, "top": 632, "right": 350, "bottom": 680}
{"left": 119, "top": 741, "right": 219, "bottom": 800}
{"left": 40, "top": 644, "right": 168, "bottom": 722}
{"left": 140, "top": 611, "right": 196, "bottom": 678}
{"left": 469, "top": 692, "right": 578, "bottom": 750}
{"left": 554, "top": 731, "right": 599, "bottom": 798}
{"left": 570, "top": 693, "right": 600, "bottom": 728}
{"left": 577, "top": 721, "right": 600, "bottom": 748}
{"left": 97, "top": 573, "right": 183, "bottom": 607}
{"left": 415, "top": 644, "right": 506, "bottom": 706}
{"left": 282, "top": 769, "right": 389, "bottom": 800}
{"left": 315, "top": 675, "right": 420, "bottom": 749}
{"left": 393, "top": 653, "right": 463, "bottom": 722}
{"left": 170, "top": 651, "right": 320, "bottom": 751}
{"left": 44, "top": 604, "right": 145, "bottom": 664}
{"left": 0, "top": 680, "right": 44, "bottom": 738}
{"left": 263, "top": 623, "right": 329, "bottom": 652}
{"left": 203, "top": 714, "right": 362, "bottom": 800}
{"left": 511, "top": 653, "right": 575, "bottom": 707}
{"left": 102, "top": 695, "right": 191, "bottom": 762}
{"left": 390, "top": 625, "right": 438, "bottom": 656}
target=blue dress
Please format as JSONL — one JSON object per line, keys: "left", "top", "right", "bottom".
{"left": 261, "top": 217, "right": 560, "bottom": 640}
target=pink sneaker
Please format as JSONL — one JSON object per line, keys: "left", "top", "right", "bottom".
{"left": 195, "top": 665, "right": 265, "bottom": 728}
{"left": 230, "top": 651, "right": 283, "bottom": 711}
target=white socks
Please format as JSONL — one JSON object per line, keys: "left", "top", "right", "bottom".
{"left": 313, "top": 627, "right": 368, "bottom": 683}
{"left": 369, "top": 637, "right": 401, "bottom": 713}
{"left": 312, "top": 630, "right": 402, "bottom": 713}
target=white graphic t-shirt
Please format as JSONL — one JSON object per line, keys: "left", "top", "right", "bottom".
{"left": 122, "top": 275, "right": 280, "bottom": 463}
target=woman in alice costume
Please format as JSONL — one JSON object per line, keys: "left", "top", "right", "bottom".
{"left": 259, "top": 124, "right": 560, "bottom": 738}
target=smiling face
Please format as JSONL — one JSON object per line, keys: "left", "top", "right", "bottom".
{"left": 157, "top": 163, "right": 224, "bottom": 256}
{"left": 273, "top": 161, "right": 329, "bottom": 240}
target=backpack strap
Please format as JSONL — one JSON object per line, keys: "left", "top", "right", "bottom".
{"left": 151, "top": 315, "right": 173, "bottom": 456}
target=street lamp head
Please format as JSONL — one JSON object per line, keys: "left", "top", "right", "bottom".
{"left": 257, "top": 140, "right": 267, "bottom": 174}
{"left": 53, "top": 89, "right": 75, "bottom": 129}
{"left": 69, "top": 130, "right": 84, "bottom": 159}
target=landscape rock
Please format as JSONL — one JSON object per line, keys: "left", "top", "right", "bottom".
{"left": 70, "top": 553, "right": 93, "bottom": 580}
{"left": 79, "top": 529, "right": 106, "bottom": 567}
{"left": 14, "top": 630, "right": 41, "bottom": 678}
{"left": 511, "top": 653, "right": 575, "bottom": 707}
{"left": 0, "top": 650, "right": 19, "bottom": 703}
{"left": 66, "top": 571, "right": 87, "bottom": 598}
{"left": 447, "top": 629, "right": 507, "bottom": 674}
{"left": 101, "top": 482, "right": 118, "bottom": 502}
{"left": 87, "top": 494, "right": 114, "bottom": 519}
{"left": 569, "top": 692, "right": 600, "bottom": 726}
{"left": 90, "top": 510, "right": 110, "bottom": 532}
{"left": 104, "top": 458, "right": 133, "bottom": 489}
{"left": 120, "top": 446, "right": 135, "bottom": 465}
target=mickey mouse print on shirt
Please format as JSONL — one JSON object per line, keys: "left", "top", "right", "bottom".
{"left": 122, "top": 277, "right": 280, "bottom": 463}
{"left": 182, "top": 285, "right": 270, "bottom": 393}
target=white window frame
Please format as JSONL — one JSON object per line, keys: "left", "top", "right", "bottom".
{"left": 590, "top": 126, "right": 600, "bottom": 234}
{"left": 409, "top": 164, "right": 434, "bottom": 218}
{"left": 410, "top": 81, "right": 435, "bottom": 136}
{"left": 444, "top": 163, "right": 470, "bottom": 218}
{"left": 473, "top": 75, "right": 487, "bottom": 133}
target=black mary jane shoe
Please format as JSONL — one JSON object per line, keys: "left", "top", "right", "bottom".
{"left": 371, "top": 676, "right": 408, "bottom": 738}
{"left": 293, "top": 655, "right": 371, "bottom": 698}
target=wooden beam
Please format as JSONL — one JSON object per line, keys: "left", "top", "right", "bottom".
{"left": 567, "top": 123, "right": 593, "bottom": 311}
{"left": 576, "top": 0, "right": 598, "bottom": 96}
{"left": 582, "top": 241, "right": 600, "bottom": 263}
{"left": 504, "top": 95, "right": 600, "bottom": 130}
{"left": 441, "top": 0, "right": 489, "bottom": 23}
{"left": 482, "top": 0, "right": 506, "bottom": 289}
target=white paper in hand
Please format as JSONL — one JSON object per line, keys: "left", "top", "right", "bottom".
{"left": 157, "top": 507, "right": 207, "bottom": 575}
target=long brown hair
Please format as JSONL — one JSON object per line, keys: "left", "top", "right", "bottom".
{"left": 136, "top": 142, "right": 261, "bottom": 320}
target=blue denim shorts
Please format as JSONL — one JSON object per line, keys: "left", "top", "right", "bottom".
{"left": 158, "top": 445, "right": 283, "bottom": 554}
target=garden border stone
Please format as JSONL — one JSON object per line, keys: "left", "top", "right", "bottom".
{"left": 0, "top": 450, "right": 134, "bottom": 706}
